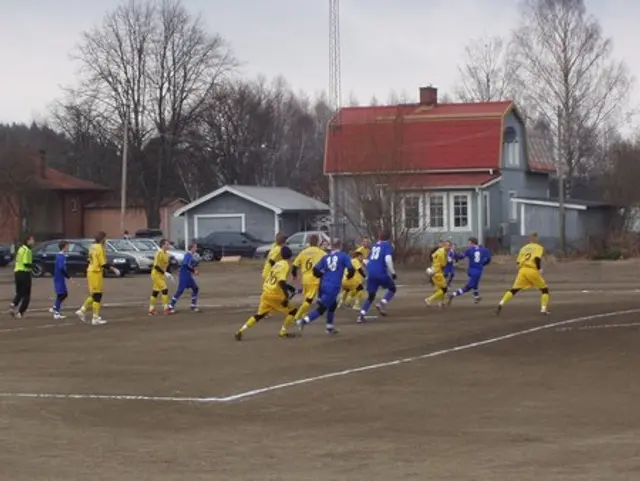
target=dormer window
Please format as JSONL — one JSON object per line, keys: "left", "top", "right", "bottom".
{"left": 503, "top": 126, "right": 519, "bottom": 167}
{"left": 504, "top": 126, "right": 516, "bottom": 143}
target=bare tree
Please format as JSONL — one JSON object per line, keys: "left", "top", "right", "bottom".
{"left": 0, "top": 146, "right": 39, "bottom": 238}
{"left": 511, "top": 0, "right": 633, "bottom": 178}
{"left": 67, "top": 0, "right": 235, "bottom": 227}
{"left": 455, "top": 35, "right": 518, "bottom": 102}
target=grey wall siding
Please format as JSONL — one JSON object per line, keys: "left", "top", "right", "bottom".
{"left": 183, "top": 192, "right": 276, "bottom": 241}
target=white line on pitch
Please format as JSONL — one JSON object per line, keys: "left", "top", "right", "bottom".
{"left": 0, "top": 308, "right": 638, "bottom": 404}
{"left": 556, "top": 322, "right": 640, "bottom": 332}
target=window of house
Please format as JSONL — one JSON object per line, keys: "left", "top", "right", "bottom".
{"left": 503, "top": 126, "right": 519, "bottom": 167}
{"left": 427, "top": 194, "right": 445, "bottom": 230}
{"left": 451, "top": 193, "right": 470, "bottom": 230}
{"left": 508, "top": 191, "right": 518, "bottom": 222}
{"left": 70, "top": 198, "right": 78, "bottom": 213}
{"left": 403, "top": 195, "right": 421, "bottom": 230}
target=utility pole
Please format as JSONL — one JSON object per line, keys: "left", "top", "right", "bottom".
{"left": 556, "top": 106, "right": 566, "bottom": 256}
{"left": 120, "top": 107, "right": 129, "bottom": 235}
{"left": 328, "top": 0, "right": 341, "bottom": 240}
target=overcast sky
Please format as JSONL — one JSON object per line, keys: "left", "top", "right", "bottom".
{"left": 1, "top": 0, "right": 638, "bottom": 124}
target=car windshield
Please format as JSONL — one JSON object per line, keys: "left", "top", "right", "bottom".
{"left": 109, "top": 239, "right": 137, "bottom": 251}
{"left": 130, "top": 239, "right": 157, "bottom": 251}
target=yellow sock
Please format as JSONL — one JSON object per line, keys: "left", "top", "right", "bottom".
{"left": 500, "top": 291, "right": 514, "bottom": 305}
{"left": 281, "top": 314, "right": 295, "bottom": 333}
{"left": 162, "top": 294, "right": 169, "bottom": 306}
{"left": 357, "top": 290, "right": 366, "bottom": 302}
{"left": 541, "top": 293, "right": 549, "bottom": 309}
{"left": 296, "top": 301, "right": 312, "bottom": 320}
{"left": 427, "top": 289, "right": 444, "bottom": 303}
{"left": 92, "top": 301, "right": 101, "bottom": 317}
{"left": 239, "top": 316, "right": 257, "bottom": 333}
{"left": 149, "top": 295, "right": 157, "bottom": 310}
{"left": 82, "top": 296, "right": 93, "bottom": 310}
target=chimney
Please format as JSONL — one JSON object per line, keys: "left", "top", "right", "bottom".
{"left": 38, "top": 149, "right": 46, "bottom": 178}
{"left": 419, "top": 86, "right": 438, "bottom": 106}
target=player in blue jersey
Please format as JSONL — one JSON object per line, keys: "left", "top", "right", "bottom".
{"left": 52, "top": 240, "right": 70, "bottom": 320}
{"left": 296, "top": 238, "right": 357, "bottom": 335}
{"left": 444, "top": 242, "right": 457, "bottom": 286}
{"left": 167, "top": 242, "right": 200, "bottom": 314}
{"left": 447, "top": 237, "right": 491, "bottom": 305}
{"left": 357, "top": 230, "right": 397, "bottom": 323}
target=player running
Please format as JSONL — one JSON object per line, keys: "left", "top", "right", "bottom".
{"left": 338, "top": 250, "right": 366, "bottom": 309}
{"left": 76, "top": 232, "right": 120, "bottom": 325}
{"left": 444, "top": 242, "right": 457, "bottom": 286}
{"left": 166, "top": 242, "right": 200, "bottom": 313}
{"left": 148, "top": 239, "right": 174, "bottom": 315}
{"left": 52, "top": 241, "right": 70, "bottom": 320}
{"left": 291, "top": 234, "right": 325, "bottom": 322}
{"left": 447, "top": 237, "right": 491, "bottom": 305}
{"left": 356, "top": 231, "right": 396, "bottom": 323}
{"left": 496, "top": 232, "right": 550, "bottom": 315}
{"left": 262, "top": 232, "right": 287, "bottom": 281}
{"left": 235, "top": 246, "right": 299, "bottom": 340}
{"left": 425, "top": 240, "right": 449, "bottom": 307}
{"left": 296, "top": 238, "right": 356, "bottom": 335}
{"left": 354, "top": 236, "right": 371, "bottom": 264}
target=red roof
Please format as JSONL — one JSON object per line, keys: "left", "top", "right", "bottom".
{"left": 391, "top": 172, "right": 501, "bottom": 189}
{"left": 36, "top": 168, "right": 108, "bottom": 191}
{"left": 325, "top": 101, "right": 513, "bottom": 174}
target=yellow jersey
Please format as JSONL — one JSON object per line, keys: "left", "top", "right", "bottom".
{"left": 517, "top": 242, "right": 544, "bottom": 270}
{"left": 263, "top": 259, "right": 290, "bottom": 296}
{"left": 261, "top": 243, "right": 282, "bottom": 279}
{"left": 355, "top": 245, "right": 370, "bottom": 260}
{"left": 87, "top": 243, "right": 107, "bottom": 274}
{"left": 431, "top": 247, "right": 447, "bottom": 274}
{"left": 293, "top": 246, "right": 326, "bottom": 285}
{"left": 343, "top": 258, "right": 364, "bottom": 284}
{"left": 153, "top": 250, "right": 170, "bottom": 275}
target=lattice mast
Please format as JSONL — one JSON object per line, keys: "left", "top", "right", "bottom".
{"left": 328, "top": 0, "right": 341, "bottom": 239}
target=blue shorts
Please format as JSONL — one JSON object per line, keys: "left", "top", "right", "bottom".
{"left": 317, "top": 284, "right": 341, "bottom": 308}
{"left": 366, "top": 274, "right": 395, "bottom": 293}
{"left": 178, "top": 277, "right": 198, "bottom": 291}
{"left": 465, "top": 269, "right": 483, "bottom": 289}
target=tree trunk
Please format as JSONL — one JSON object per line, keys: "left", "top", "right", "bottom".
{"left": 146, "top": 198, "right": 162, "bottom": 229}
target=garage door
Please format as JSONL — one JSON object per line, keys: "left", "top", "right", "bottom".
{"left": 196, "top": 215, "right": 243, "bottom": 237}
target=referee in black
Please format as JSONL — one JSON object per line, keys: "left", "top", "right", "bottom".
{"left": 11, "top": 235, "right": 35, "bottom": 319}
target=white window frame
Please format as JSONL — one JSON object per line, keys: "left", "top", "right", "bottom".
{"left": 482, "top": 191, "right": 490, "bottom": 228}
{"left": 508, "top": 190, "right": 518, "bottom": 222}
{"left": 401, "top": 194, "right": 423, "bottom": 231}
{"left": 426, "top": 193, "right": 447, "bottom": 232}
{"left": 449, "top": 192, "right": 472, "bottom": 232}
{"left": 193, "top": 213, "right": 246, "bottom": 238}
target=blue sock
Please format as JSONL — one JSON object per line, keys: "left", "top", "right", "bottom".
{"left": 473, "top": 289, "right": 479, "bottom": 297}
{"left": 305, "top": 309, "right": 322, "bottom": 324}
{"left": 382, "top": 290, "right": 394, "bottom": 303}
{"left": 326, "top": 310, "right": 335, "bottom": 329}
{"left": 54, "top": 297, "right": 62, "bottom": 312}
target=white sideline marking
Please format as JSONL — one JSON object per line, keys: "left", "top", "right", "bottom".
{"left": 556, "top": 322, "right": 640, "bottom": 332}
{"left": 0, "top": 308, "right": 638, "bottom": 404}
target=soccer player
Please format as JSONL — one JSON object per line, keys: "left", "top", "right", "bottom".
{"left": 52, "top": 240, "right": 70, "bottom": 320}
{"left": 355, "top": 236, "right": 371, "bottom": 264}
{"left": 76, "top": 232, "right": 121, "bottom": 325}
{"left": 262, "top": 232, "right": 287, "bottom": 281}
{"left": 425, "top": 240, "right": 450, "bottom": 307}
{"left": 10, "top": 235, "right": 34, "bottom": 319}
{"left": 447, "top": 237, "right": 491, "bottom": 305}
{"left": 235, "top": 246, "right": 299, "bottom": 340}
{"left": 496, "top": 232, "right": 550, "bottom": 315}
{"left": 356, "top": 231, "right": 396, "bottom": 323}
{"left": 291, "top": 234, "right": 325, "bottom": 321}
{"left": 444, "top": 242, "right": 457, "bottom": 286}
{"left": 148, "top": 238, "right": 174, "bottom": 315}
{"left": 338, "top": 251, "right": 366, "bottom": 309}
{"left": 296, "top": 238, "right": 355, "bottom": 335}
{"left": 167, "top": 242, "right": 200, "bottom": 313}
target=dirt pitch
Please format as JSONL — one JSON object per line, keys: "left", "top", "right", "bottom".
{"left": 1, "top": 259, "right": 640, "bottom": 480}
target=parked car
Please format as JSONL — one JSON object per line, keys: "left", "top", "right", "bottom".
{"left": 105, "top": 238, "right": 155, "bottom": 273}
{"left": 0, "top": 244, "right": 12, "bottom": 267}
{"left": 134, "top": 228, "right": 164, "bottom": 244}
{"left": 255, "top": 231, "right": 331, "bottom": 259}
{"left": 196, "top": 231, "right": 267, "bottom": 262}
{"left": 128, "top": 238, "right": 180, "bottom": 268}
{"left": 31, "top": 239, "right": 137, "bottom": 278}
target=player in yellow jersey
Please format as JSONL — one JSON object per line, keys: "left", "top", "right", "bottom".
{"left": 291, "top": 234, "right": 325, "bottom": 321}
{"left": 338, "top": 251, "right": 367, "bottom": 309}
{"left": 75, "top": 231, "right": 120, "bottom": 325}
{"left": 496, "top": 232, "right": 549, "bottom": 315}
{"left": 261, "top": 232, "right": 287, "bottom": 280}
{"left": 425, "top": 240, "right": 450, "bottom": 307}
{"left": 355, "top": 236, "right": 371, "bottom": 264}
{"left": 235, "top": 246, "right": 299, "bottom": 340}
{"left": 148, "top": 239, "right": 174, "bottom": 315}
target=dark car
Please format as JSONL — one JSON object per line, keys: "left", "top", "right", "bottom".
{"left": 196, "top": 232, "right": 267, "bottom": 261}
{"left": 31, "top": 239, "right": 138, "bottom": 278}
{"left": 0, "top": 244, "right": 12, "bottom": 267}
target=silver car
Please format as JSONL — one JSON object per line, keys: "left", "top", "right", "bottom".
{"left": 106, "top": 238, "right": 154, "bottom": 272}
{"left": 128, "top": 238, "right": 192, "bottom": 266}
{"left": 255, "top": 231, "right": 331, "bottom": 258}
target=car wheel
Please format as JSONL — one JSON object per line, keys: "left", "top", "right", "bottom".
{"left": 202, "top": 249, "right": 215, "bottom": 262}
{"left": 32, "top": 263, "right": 44, "bottom": 278}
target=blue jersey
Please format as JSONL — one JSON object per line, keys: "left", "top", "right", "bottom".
{"left": 54, "top": 252, "right": 69, "bottom": 281}
{"left": 179, "top": 252, "right": 197, "bottom": 280}
{"left": 315, "top": 250, "right": 354, "bottom": 289}
{"left": 463, "top": 245, "right": 491, "bottom": 271}
{"left": 367, "top": 241, "right": 393, "bottom": 277}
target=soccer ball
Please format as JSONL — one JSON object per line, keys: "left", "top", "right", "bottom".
{"left": 425, "top": 267, "right": 434, "bottom": 276}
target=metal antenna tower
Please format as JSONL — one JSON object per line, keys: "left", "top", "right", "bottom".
{"left": 328, "top": 0, "right": 341, "bottom": 239}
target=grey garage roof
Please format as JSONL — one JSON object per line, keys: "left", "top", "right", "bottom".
{"left": 174, "top": 185, "right": 330, "bottom": 217}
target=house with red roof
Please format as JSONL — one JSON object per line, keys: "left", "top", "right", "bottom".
{"left": 324, "top": 86, "right": 564, "bottom": 250}
{"left": 0, "top": 150, "right": 109, "bottom": 243}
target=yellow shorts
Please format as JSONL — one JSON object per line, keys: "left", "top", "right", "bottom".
{"left": 432, "top": 272, "right": 447, "bottom": 289}
{"left": 87, "top": 272, "right": 104, "bottom": 294}
{"left": 302, "top": 281, "right": 320, "bottom": 301}
{"left": 342, "top": 279, "right": 362, "bottom": 292}
{"left": 151, "top": 273, "right": 168, "bottom": 292}
{"left": 512, "top": 267, "right": 547, "bottom": 290}
{"left": 258, "top": 294, "right": 290, "bottom": 315}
